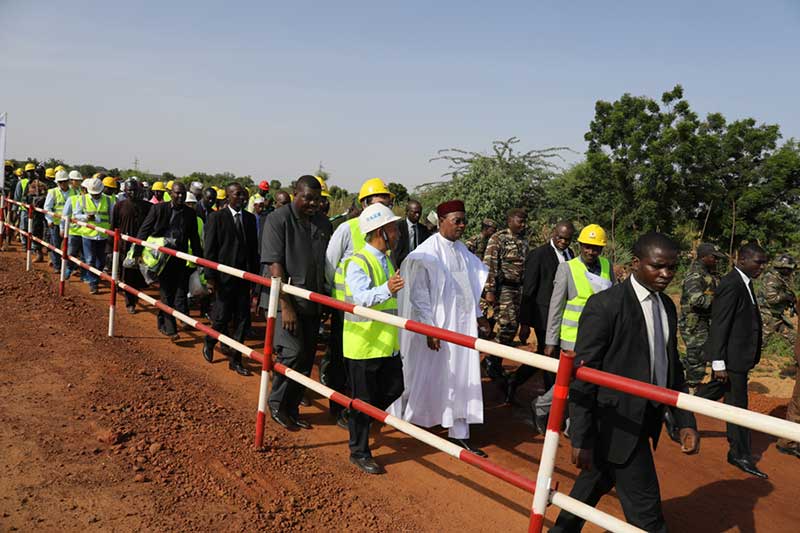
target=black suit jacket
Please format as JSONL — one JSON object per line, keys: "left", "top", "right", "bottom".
{"left": 136, "top": 202, "right": 203, "bottom": 257}
{"left": 569, "top": 277, "right": 696, "bottom": 465}
{"left": 203, "top": 208, "right": 259, "bottom": 285}
{"left": 395, "top": 218, "right": 431, "bottom": 266}
{"left": 706, "top": 269, "right": 762, "bottom": 372}
{"left": 520, "top": 243, "right": 565, "bottom": 330}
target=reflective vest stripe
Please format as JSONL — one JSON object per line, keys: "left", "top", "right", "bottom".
{"left": 332, "top": 217, "right": 367, "bottom": 300}
{"left": 559, "top": 257, "right": 611, "bottom": 347}
{"left": 81, "top": 195, "right": 112, "bottom": 238}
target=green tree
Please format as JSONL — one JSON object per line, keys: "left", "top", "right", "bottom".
{"left": 388, "top": 182, "right": 409, "bottom": 203}
{"left": 270, "top": 179, "right": 282, "bottom": 191}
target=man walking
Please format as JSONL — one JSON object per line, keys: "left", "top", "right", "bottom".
{"left": 112, "top": 180, "right": 152, "bottom": 314}
{"left": 43, "top": 170, "right": 72, "bottom": 274}
{"left": 394, "top": 199, "right": 431, "bottom": 266}
{"left": 72, "top": 177, "right": 113, "bottom": 293}
{"left": 464, "top": 218, "right": 497, "bottom": 259}
{"left": 202, "top": 183, "right": 259, "bottom": 376}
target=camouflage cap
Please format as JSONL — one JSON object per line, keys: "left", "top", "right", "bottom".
{"left": 773, "top": 254, "right": 797, "bottom": 270}
{"left": 697, "top": 243, "right": 727, "bottom": 259}
{"left": 482, "top": 218, "right": 497, "bottom": 228}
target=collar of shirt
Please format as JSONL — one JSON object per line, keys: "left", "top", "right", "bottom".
{"left": 228, "top": 205, "right": 242, "bottom": 218}
{"left": 550, "top": 239, "right": 568, "bottom": 263}
{"left": 436, "top": 232, "right": 456, "bottom": 248}
{"left": 630, "top": 273, "right": 670, "bottom": 381}
{"left": 407, "top": 218, "right": 415, "bottom": 231}
{"left": 735, "top": 266, "right": 755, "bottom": 303}
{"left": 363, "top": 242, "right": 389, "bottom": 272}
{"left": 630, "top": 272, "right": 654, "bottom": 302}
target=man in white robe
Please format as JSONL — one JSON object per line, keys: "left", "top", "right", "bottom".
{"left": 390, "top": 200, "right": 491, "bottom": 457}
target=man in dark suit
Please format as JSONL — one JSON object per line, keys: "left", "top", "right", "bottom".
{"left": 698, "top": 242, "right": 769, "bottom": 478}
{"left": 551, "top": 232, "right": 699, "bottom": 533}
{"left": 202, "top": 183, "right": 259, "bottom": 376}
{"left": 136, "top": 181, "right": 203, "bottom": 340}
{"left": 394, "top": 199, "right": 431, "bottom": 266}
{"left": 505, "top": 221, "right": 575, "bottom": 404}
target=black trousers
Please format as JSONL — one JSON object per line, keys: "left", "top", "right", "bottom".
{"left": 551, "top": 429, "right": 666, "bottom": 533}
{"left": 509, "top": 323, "right": 556, "bottom": 390}
{"left": 346, "top": 355, "right": 404, "bottom": 459}
{"left": 696, "top": 369, "right": 751, "bottom": 458}
{"left": 268, "top": 311, "right": 320, "bottom": 417}
{"left": 205, "top": 278, "right": 251, "bottom": 362}
{"left": 326, "top": 309, "right": 348, "bottom": 417}
{"left": 157, "top": 258, "right": 190, "bottom": 335}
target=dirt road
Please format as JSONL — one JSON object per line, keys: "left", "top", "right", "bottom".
{"left": 1, "top": 242, "right": 799, "bottom": 532}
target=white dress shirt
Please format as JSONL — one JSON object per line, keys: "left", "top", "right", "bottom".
{"left": 550, "top": 239, "right": 572, "bottom": 264}
{"left": 630, "top": 274, "right": 670, "bottom": 383}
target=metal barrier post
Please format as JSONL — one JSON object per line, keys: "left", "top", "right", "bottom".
{"left": 255, "top": 276, "right": 281, "bottom": 449}
{"left": 108, "top": 228, "right": 120, "bottom": 336}
{"left": 59, "top": 218, "right": 69, "bottom": 296}
{"left": 529, "top": 350, "right": 575, "bottom": 533}
{"left": 0, "top": 194, "right": 5, "bottom": 249}
{"left": 25, "top": 205, "right": 33, "bottom": 271}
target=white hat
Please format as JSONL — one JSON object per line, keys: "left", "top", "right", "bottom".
{"left": 426, "top": 210, "right": 439, "bottom": 227}
{"left": 55, "top": 170, "right": 69, "bottom": 182}
{"left": 185, "top": 191, "right": 198, "bottom": 203}
{"left": 359, "top": 203, "right": 401, "bottom": 235}
{"left": 68, "top": 170, "right": 82, "bottom": 181}
{"left": 253, "top": 196, "right": 265, "bottom": 204}
{"left": 190, "top": 181, "right": 203, "bottom": 193}
{"left": 141, "top": 181, "right": 150, "bottom": 187}
{"left": 85, "top": 177, "right": 104, "bottom": 195}
{"left": 129, "top": 175, "right": 139, "bottom": 182}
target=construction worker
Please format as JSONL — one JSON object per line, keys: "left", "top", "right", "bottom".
{"left": 482, "top": 208, "right": 528, "bottom": 381}
{"left": 343, "top": 203, "right": 405, "bottom": 474}
{"left": 533, "top": 224, "right": 614, "bottom": 433}
{"left": 14, "top": 162, "right": 37, "bottom": 247}
{"left": 102, "top": 176, "right": 118, "bottom": 196}
{"left": 150, "top": 181, "right": 166, "bottom": 203}
{"left": 324, "top": 178, "right": 395, "bottom": 429}
{"left": 247, "top": 180, "right": 272, "bottom": 213}
{"left": 215, "top": 186, "right": 228, "bottom": 210}
{"left": 163, "top": 180, "right": 174, "bottom": 203}
{"left": 68, "top": 170, "right": 83, "bottom": 194}
{"left": 43, "top": 170, "right": 73, "bottom": 273}
{"left": 4, "top": 160, "right": 17, "bottom": 197}
{"left": 44, "top": 167, "right": 56, "bottom": 186}
{"left": 72, "top": 177, "right": 113, "bottom": 294}
{"left": 62, "top": 178, "right": 91, "bottom": 281}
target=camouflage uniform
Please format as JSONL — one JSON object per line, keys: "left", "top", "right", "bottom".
{"left": 465, "top": 233, "right": 490, "bottom": 259}
{"left": 757, "top": 266, "right": 797, "bottom": 347}
{"left": 483, "top": 229, "right": 528, "bottom": 345}
{"left": 678, "top": 261, "right": 719, "bottom": 386}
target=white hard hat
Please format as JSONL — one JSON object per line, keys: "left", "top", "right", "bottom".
{"left": 55, "top": 170, "right": 69, "bottom": 182}
{"left": 141, "top": 181, "right": 150, "bottom": 187}
{"left": 359, "top": 203, "right": 401, "bottom": 235}
{"left": 86, "top": 177, "right": 104, "bottom": 195}
{"left": 129, "top": 175, "right": 139, "bottom": 182}
{"left": 185, "top": 191, "right": 198, "bottom": 203}
{"left": 190, "top": 181, "right": 203, "bottom": 193}
{"left": 68, "top": 170, "right": 82, "bottom": 181}
{"left": 253, "top": 196, "right": 265, "bottom": 204}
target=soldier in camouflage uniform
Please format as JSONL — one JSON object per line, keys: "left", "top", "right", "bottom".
{"left": 482, "top": 209, "right": 528, "bottom": 379}
{"left": 679, "top": 243, "right": 726, "bottom": 389}
{"left": 465, "top": 218, "right": 497, "bottom": 258}
{"left": 757, "top": 254, "right": 797, "bottom": 347}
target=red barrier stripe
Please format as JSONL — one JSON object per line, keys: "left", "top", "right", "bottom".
{"left": 459, "top": 451, "right": 536, "bottom": 494}
{"left": 404, "top": 319, "right": 478, "bottom": 350}
{"left": 307, "top": 291, "right": 356, "bottom": 313}
{"left": 575, "top": 367, "right": 680, "bottom": 407}
{"left": 553, "top": 384, "right": 569, "bottom": 401}
{"left": 351, "top": 399, "right": 390, "bottom": 423}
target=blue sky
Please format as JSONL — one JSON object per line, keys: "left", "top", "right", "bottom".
{"left": 2, "top": 1, "right": 799, "bottom": 191}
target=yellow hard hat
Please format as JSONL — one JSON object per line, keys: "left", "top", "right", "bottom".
{"left": 14, "top": 168, "right": 23, "bottom": 176}
{"left": 216, "top": 187, "right": 227, "bottom": 200}
{"left": 4, "top": 160, "right": 12, "bottom": 167}
{"left": 24, "top": 162, "right": 36, "bottom": 172}
{"left": 102, "top": 177, "right": 118, "bottom": 188}
{"left": 166, "top": 180, "right": 174, "bottom": 189}
{"left": 54, "top": 165, "right": 66, "bottom": 172}
{"left": 315, "top": 176, "right": 331, "bottom": 197}
{"left": 152, "top": 181, "right": 166, "bottom": 192}
{"left": 577, "top": 224, "right": 608, "bottom": 247}
{"left": 45, "top": 168, "right": 56, "bottom": 178}
{"left": 358, "top": 178, "right": 394, "bottom": 202}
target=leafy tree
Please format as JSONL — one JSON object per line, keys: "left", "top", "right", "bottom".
{"left": 270, "top": 179, "right": 282, "bottom": 191}
{"left": 418, "top": 137, "right": 568, "bottom": 235}
{"left": 388, "top": 182, "right": 409, "bottom": 204}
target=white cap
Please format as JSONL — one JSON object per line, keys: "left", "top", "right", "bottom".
{"left": 253, "top": 196, "right": 265, "bottom": 204}
{"left": 185, "top": 191, "right": 198, "bottom": 203}
{"left": 55, "top": 170, "right": 69, "bottom": 182}
{"left": 141, "top": 181, "right": 150, "bottom": 187}
{"left": 85, "top": 177, "right": 104, "bottom": 195}
{"left": 426, "top": 210, "right": 439, "bottom": 227}
{"left": 68, "top": 170, "right": 82, "bottom": 181}
{"left": 359, "top": 203, "right": 401, "bottom": 235}
{"left": 129, "top": 175, "right": 139, "bottom": 182}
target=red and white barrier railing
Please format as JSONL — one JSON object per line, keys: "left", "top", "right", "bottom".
{"left": 4, "top": 196, "right": 800, "bottom": 533}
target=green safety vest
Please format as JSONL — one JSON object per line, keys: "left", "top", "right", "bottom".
{"left": 80, "top": 194, "right": 112, "bottom": 238}
{"left": 186, "top": 216, "right": 204, "bottom": 267}
{"left": 50, "top": 187, "right": 70, "bottom": 221}
{"left": 17, "top": 178, "right": 29, "bottom": 211}
{"left": 141, "top": 236, "right": 169, "bottom": 275}
{"left": 332, "top": 217, "right": 367, "bottom": 300}
{"left": 342, "top": 250, "right": 399, "bottom": 360}
{"left": 67, "top": 195, "right": 90, "bottom": 237}
{"left": 559, "top": 257, "right": 612, "bottom": 347}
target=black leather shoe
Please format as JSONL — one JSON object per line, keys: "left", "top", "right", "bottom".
{"left": 229, "top": 361, "right": 251, "bottom": 376}
{"left": 289, "top": 415, "right": 312, "bottom": 430}
{"left": 727, "top": 453, "right": 768, "bottom": 479}
{"left": 202, "top": 344, "right": 214, "bottom": 363}
{"left": 776, "top": 444, "right": 800, "bottom": 459}
{"left": 270, "top": 409, "right": 298, "bottom": 430}
{"left": 299, "top": 395, "right": 311, "bottom": 407}
{"left": 449, "top": 438, "right": 488, "bottom": 458}
{"left": 336, "top": 411, "right": 349, "bottom": 430}
{"left": 126, "top": 305, "right": 136, "bottom": 314}
{"left": 663, "top": 409, "right": 681, "bottom": 444}
{"left": 350, "top": 456, "right": 384, "bottom": 475}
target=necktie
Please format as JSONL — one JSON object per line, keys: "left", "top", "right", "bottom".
{"left": 651, "top": 293, "right": 667, "bottom": 388}
{"left": 563, "top": 250, "right": 570, "bottom": 262}
{"left": 748, "top": 280, "right": 757, "bottom": 306}
{"left": 411, "top": 224, "right": 417, "bottom": 250}
{"left": 234, "top": 212, "right": 244, "bottom": 241}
